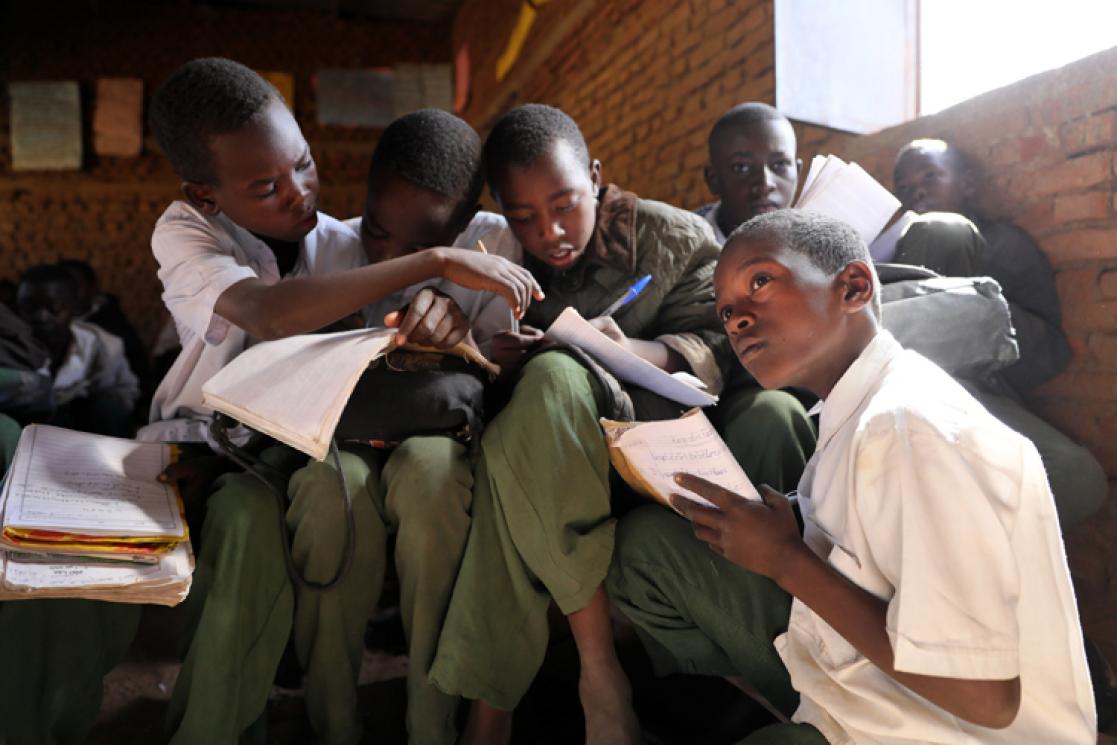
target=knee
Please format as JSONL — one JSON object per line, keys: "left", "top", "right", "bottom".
{"left": 288, "top": 452, "right": 373, "bottom": 542}
{"left": 516, "top": 350, "right": 596, "bottom": 401}
{"left": 612, "top": 505, "right": 686, "bottom": 572}
{"left": 204, "top": 473, "right": 280, "bottom": 543}
{"left": 386, "top": 437, "right": 471, "bottom": 512}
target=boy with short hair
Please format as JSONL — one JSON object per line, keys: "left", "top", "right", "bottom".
{"left": 285, "top": 107, "right": 524, "bottom": 745}
{"left": 17, "top": 263, "right": 139, "bottom": 436}
{"left": 891, "top": 138, "right": 1106, "bottom": 528}
{"left": 608, "top": 209, "right": 1096, "bottom": 743}
{"left": 429, "top": 104, "right": 815, "bottom": 745}
{"left": 696, "top": 102, "right": 801, "bottom": 242}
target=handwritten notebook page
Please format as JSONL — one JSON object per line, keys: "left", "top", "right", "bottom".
{"left": 2, "top": 425, "right": 182, "bottom": 538}
{"left": 544, "top": 308, "right": 717, "bottom": 407}
{"left": 203, "top": 327, "right": 397, "bottom": 460}
{"left": 601, "top": 408, "right": 758, "bottom": 510}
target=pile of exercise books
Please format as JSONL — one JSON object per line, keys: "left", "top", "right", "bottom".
{"left": 0, "top": 425, "right": 193, "bottom": 606}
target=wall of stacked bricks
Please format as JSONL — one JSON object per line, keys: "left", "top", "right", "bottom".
{"left": 0, "top": 1, "right": 449, "bottom": 345}
{"left": 455, "top": 0, "right": 1116, "bottom": 662}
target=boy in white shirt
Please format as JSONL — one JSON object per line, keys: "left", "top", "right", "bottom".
{"left": 17, "top": 264, "right": 138, "bottom": 436}
{"left": 608, "top": 210, "right": 1096, "bottom": 743}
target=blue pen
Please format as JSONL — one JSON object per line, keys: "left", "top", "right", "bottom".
{"left": 601, "top": 274, "right": 653, "bottom": 317}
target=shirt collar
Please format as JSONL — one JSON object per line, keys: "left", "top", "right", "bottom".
{"left": 700, "top": 202, "right": 728, "bottom": 244}
{"left": 815, "top": 330, "right": 902, "bottom": 451}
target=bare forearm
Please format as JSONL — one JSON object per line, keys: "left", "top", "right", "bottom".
{"left": 627, "top": 338, "right": 687, "bottom": 373}
{"left": 776, "top": 546, "right": 1020, "bottom": 728}
{"left": 218, "top": 250, "right": 446, "bottom": 340}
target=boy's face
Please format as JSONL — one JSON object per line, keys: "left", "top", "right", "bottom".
{"left": 189, "top": 99, "right": 320, "bottom": 243}
{"left": 714, "top": 235, "right": 866, "bottom": 397}
{"left": 494, "top": 139, "right": 601, "bottom": 270}
{"left": 892, "top": 146, "right": 972, "bottom": 214}
{"left": 18, "top": 281, "right": 74, "bottom": 346}
{"left": 705, "top": 119, "right": 799, "bottom": 233}
{"left": 361, "top": 169, "right": 470, "bottom": 263}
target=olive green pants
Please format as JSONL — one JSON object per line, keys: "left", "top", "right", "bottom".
{"left": 607, "top": 505, "right": 827, "bottom": 745}
{"left": 430, "top": 351, "right": 815, "bottom": 713}
{"left": 287, "top": 436, "right": 472, "bottom": 745}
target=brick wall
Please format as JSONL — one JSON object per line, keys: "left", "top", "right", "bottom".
{"left": 0, "top": 1, "right": 449, "bottom": 344}
{"left": 455, "top": 0, "right": 1116, "bottom": 670}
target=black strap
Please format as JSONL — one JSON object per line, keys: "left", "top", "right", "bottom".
{"left": 209, "top": 414, "right": 355, "bottom": 591}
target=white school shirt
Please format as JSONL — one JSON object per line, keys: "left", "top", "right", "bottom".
{"left": 779, "top": 330, "right": 1095, "bottom": 744}
{"left": 53, "top": 320, "right": 139, "bottom": 408}
{"left": 694, "top": 201, "right": 729, "bottom": 244}
{"left": 138, "top": 201, "right": 364, "bottom": 445}
{"left": 347, "top": 210, "right": 521, "bottom": 356}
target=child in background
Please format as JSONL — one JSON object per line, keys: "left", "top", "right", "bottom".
{"left": 608, "top": 210, "right": 1096, "bottom": 744}
{"left": 17, "top": 264, "right": 138, "bottom": 436}
{"left": 890, "top": 138, "right": 1106, "bottom": 528}
{"left": 696, "top": 102, "right": 801, "bottom": 243}
{"left": 429, "top": 104, "right": 815, "bottom": 745}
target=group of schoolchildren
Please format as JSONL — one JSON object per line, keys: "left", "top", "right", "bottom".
{"left": 0, "top": 56, "right": 1107, "bottom": 745}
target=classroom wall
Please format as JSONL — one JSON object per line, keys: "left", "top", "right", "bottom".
{"left": 0, "top": 1, "right": 450, "bottom": 344}
{"left": 455, "top": 0, "right": 1117, "bottom": 663}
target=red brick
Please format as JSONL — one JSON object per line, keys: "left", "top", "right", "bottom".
{"left": 1060, "top": 110, "right": 1117, "bottom": 153}
{"left": 1100, "top": 269, "right": 1117, "bottom": 299}
{"left": 1037, "top": 371, "right": 1117, "bottom": 403}
{"left": 1088, "top": 332, "right": 1117, "bottom": 366}
{"left": 1053, "top": 190, "right": 1111, "bottom": 223}
{"left": 1044, "top": 228, "right": 1117, "bottom": 263}
{"left": 1026, "top": 151, "right": 1112, "bottom": 197}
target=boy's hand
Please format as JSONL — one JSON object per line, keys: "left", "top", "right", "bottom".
{"left": 437, "top": 249, "right": 544, "bottom": 319}
{"left": 384, "top": 288, "right": 470, "bottom": 349}
{"left": 158, "top": 455, "right": 235, "bottom": 506}
{"left": 671, "top": 475, "right": 805, "bottom": 582}
{"left": 490, "top": 325, "right": 544, "bottom": 379}
{"left": 587, "top": 316, "right": 629, "bottom": 349}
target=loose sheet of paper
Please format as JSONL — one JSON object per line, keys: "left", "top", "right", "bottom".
{"left": 544, "top": 308, "right": 717, "bottom": 407}
{"left": 794, "top": 154, "right": 901, "bottom": 245}
{"left": 612, "top": 410, "right": 758, "bottom": 507}
{"left": 2, "top": 425, "right": 182, "bottom": 537}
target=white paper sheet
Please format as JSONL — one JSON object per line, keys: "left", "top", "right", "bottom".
{"left": 544, "top": 308, "right": 717, "bottom": 407}
{"left": 794, "top": 155, "right": 901, "bottom": 245}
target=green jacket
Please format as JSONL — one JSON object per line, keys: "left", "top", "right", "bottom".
{"left": 524, "top": 185, "right": 732, "bottom": 394}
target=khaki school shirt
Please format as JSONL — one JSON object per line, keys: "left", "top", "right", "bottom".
{"left": 523, "top": 185, "right": 730, "bottom": 393}
{"left": 781, "top": 331, "right": 1095, "bottom": 744}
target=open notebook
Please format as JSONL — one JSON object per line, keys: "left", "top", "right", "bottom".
{"left": 544, "top": 307, "right": 717, "bottom": 407}
{"left": 601, "top": 408, "right": 758, "bottom": 512}
{"left": 794, "top": 154, "right": 901, "bottom": 246}
{"left": 0, "top": 425, "right": 193, "bottom": 606}
{"left": 202, "top": 327, "right": 498, "bottom": 461}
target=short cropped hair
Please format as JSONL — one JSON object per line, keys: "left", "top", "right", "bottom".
{"left": 19, "top": 264, "right": 79, "bottom": 306}
{"left": 728, "top": 210, "right": 878, "bottom": 315}
{"left": 150, "top": 57, "right": 282, "bottom": 184}
{"left": 894, "top": 138, "right": 973, "bottom": 174}
{"left": 56, "top": 258, "right": 97, "bottom": 288}
{"left": 369, "top": 109, "right": 484, "bottom": 205}
{"left": 708, "top": 102, "right": 790, "bottom": 154}
{"left": 483, "top": 104, "right": 589, "bottom": 192}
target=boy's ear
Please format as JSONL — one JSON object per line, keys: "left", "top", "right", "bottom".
{"left": 589, "top": 158, "right": 603, "bottom": 191}
{"left": 838, "top": 260, "right": 875, "bottom": 314}
{"left": 704, "top": 164, "right": 720, "bottom": 197}
{"left": 181, "top": 181, "right": 221, "bottom": 216}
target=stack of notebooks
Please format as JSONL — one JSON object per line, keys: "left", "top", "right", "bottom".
{"left": 0, "top": 425, "right": 193, "bottom": 606}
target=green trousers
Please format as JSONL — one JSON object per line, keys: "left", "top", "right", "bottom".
{"left": 430, "top": 352, "right": 815, "bottom": 712}
{"left": 0, "top": 599, "right": 142, "bottom": 745}
{"left": 607, "top": 505, "right": 828, "bottom": 744}
{"left": 168, "top": 444, "right": 306, "bottom": 745}
{"left": 287, "top": 436, "right": 473, "bottom": 745}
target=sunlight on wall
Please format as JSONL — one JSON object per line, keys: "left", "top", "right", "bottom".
{"left": 921, "top": 0, "right": 1117, "bottom": 114}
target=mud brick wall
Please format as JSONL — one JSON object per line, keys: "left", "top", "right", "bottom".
{"left": 0, "top": 1, "right": 449, "bottom": 345}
